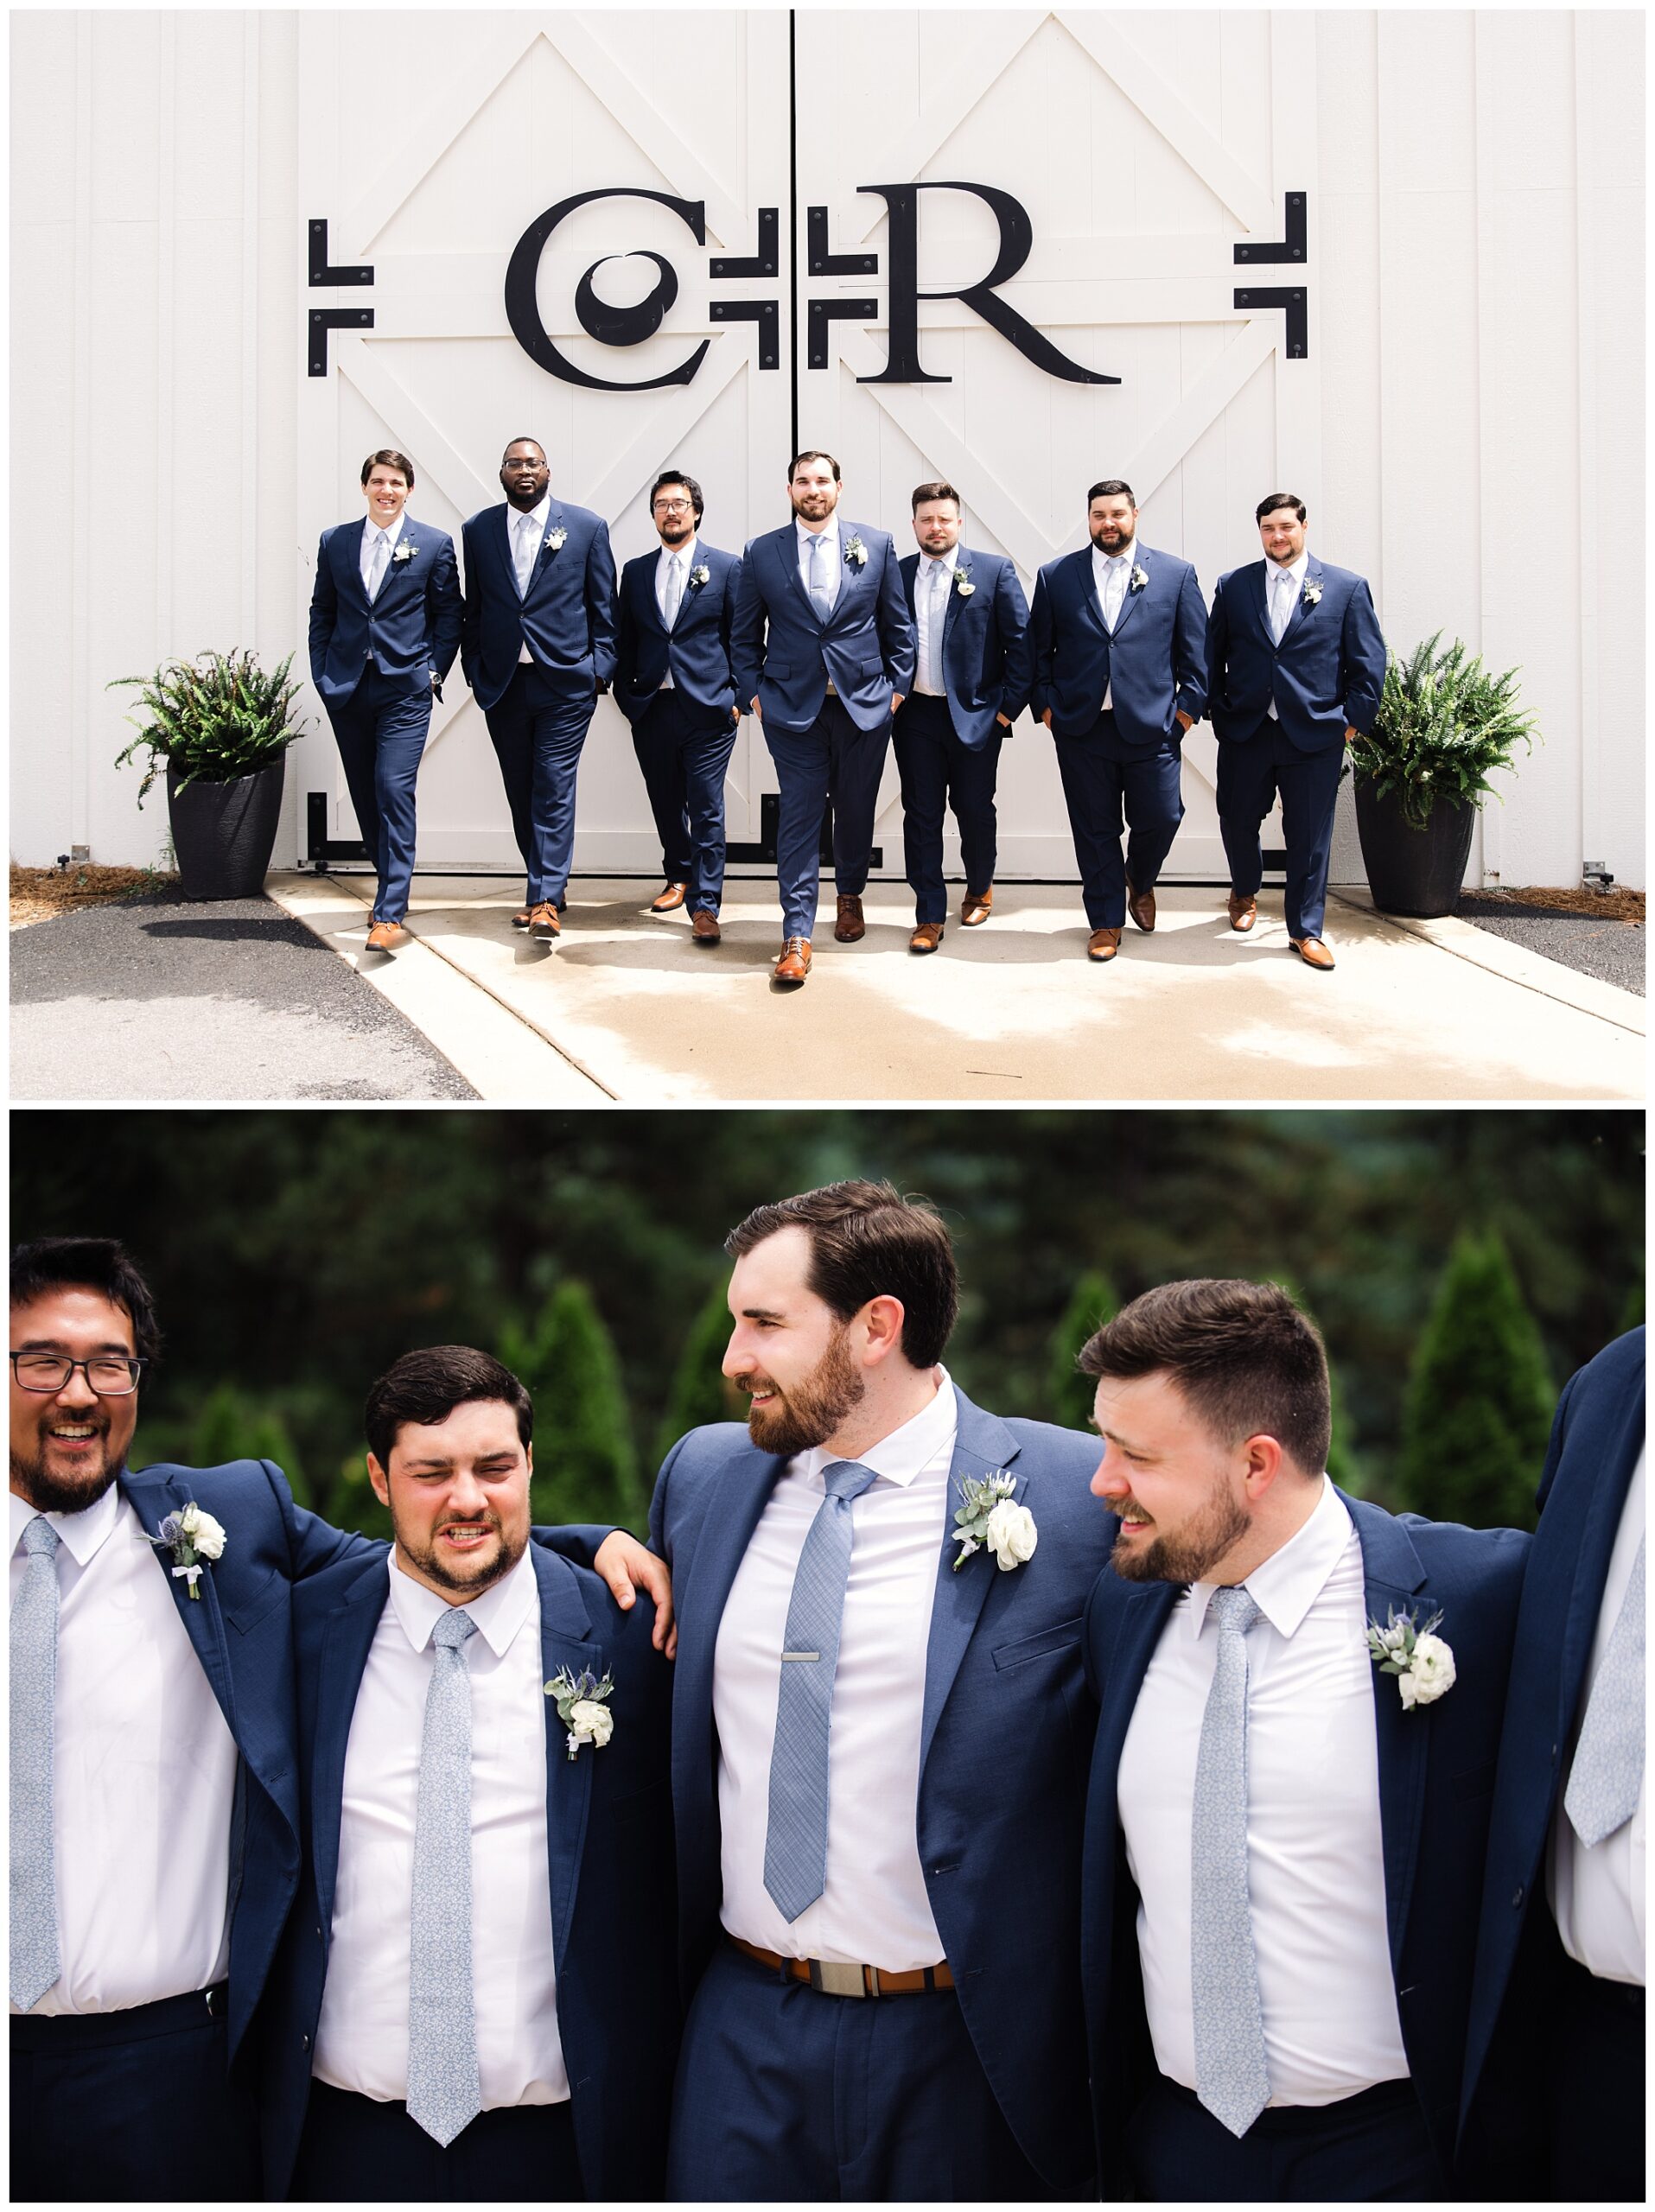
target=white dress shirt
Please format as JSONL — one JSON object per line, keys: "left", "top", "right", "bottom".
{"left": 1264, "top": 550, "right": 1308, "bottom": 718}
{"left": 8, "top": 1484, "right": 237, "bottom": 2015}
{"left": 1091, "top": 542, "right": 1133, "bottom": 708}
{"left": 795, "top": 517, "right": 841, "bottom": 609}
{"left": 512, "top": 493, "right": 551, "bottom": 661}
{"left": 1118, "top": 1478, "right": 1410, "bottom": 2106}
{"left": 359, "top": 510, "right": 406, "bottom": 596}
{"left": 654, "top": 534, "right": 697, "bottom": 687}
{"left": 715, "top": 1371, "right": 958, "bottom": 1968}
{"left": 1549, "top": 1447, "right": 1646, "bottom": 1986}
{"left": 913, "top": 551, "right": 953, "bottom": 696}
{"left": 313, "top": 1548, "right": 569, "bottom": 2107}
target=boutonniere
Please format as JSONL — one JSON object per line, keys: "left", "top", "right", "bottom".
{"left": 952, "top": 1470, "right": 1038, "bottom": 1572}
{"left": 147, "top": 1503, "right": 226, "bottom": 1599}
{"left": 391, "top": 543, "right": 416, "bottom": 564}
{"left": 952, "top": 564, "right": 976, "bottom": 597}
{"left": 843, "top": 536, "right": 868, "bottom": 568}
{"left": 1365, "top": 1606, "right": 1455, "bottom": 1709}
{"left": 543, "top": 526, "right": 568, "bottom": 557}
{"left": 544, "top": 1665, "right": 615, "bottom": 1758}
{"left": 1302, "top": 577, "right": 1322, "bottom": 607}
{"left": 1129, "top": 564, "right": 1149, "bottom": 594}
{"left": 689, "top": 563, "right": 710, "bottom": 589}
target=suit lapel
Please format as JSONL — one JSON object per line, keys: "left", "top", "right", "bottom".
{"left": 633, "top": 555, "right": 667, "bottom": 641}
{"left": 491, "top": 504, "right": 520, "bottom": 601}
{"left": 1252, "top": 560, "right": 1273, "bottom": 639}
{"left": 824, "top": 524, "right": 870, "bottom": 630}
{"left": 939, "top": 553, "right": 966, "bottom": 645}
{"left": 1555, "top": 1382, "right": 1645, "bottom": 1741}
{"left": 534, "top": 1546, "right": 600, "bottom": 1976}
{"left": 1073, "top": 547, "right": 1110, "bottom": 641}
{"left": 772, "top": 525, "right": 824, "bottom": 631}
{"left": 672, "top": 1444, "right": 786, "bottom": 1803}
{"left": 1109, "top": 546, "right": 1147, "bottom": 638}
{"left": 918, "top": 1395, "right": 1023, "bottom": 1777}
{"left": 119, "top": 1467, "right": 239, "bottom": 1738}
{"left": 1345, "top": 1493, "right": 1431, "bottom": 1971}
{"left": 310, "top": 1558, "right": 390, "bottom": 1934}
{"left": 1282, "top": 558, "right": 1320, "bottom": 642}
{"left": 1092, "top": 1572, "right": 1180, "bottom": 1808}
{"left": 521, "top": 501, "right": 566, "bottom": 606}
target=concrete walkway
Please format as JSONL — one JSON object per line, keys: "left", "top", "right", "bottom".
{"left": 267, "top": 873, "right": 1645, "bottom": 1104}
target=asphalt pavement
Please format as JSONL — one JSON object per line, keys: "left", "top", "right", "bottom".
{"left": 1454, "top": 896, "right": 1644, "bottom": 998}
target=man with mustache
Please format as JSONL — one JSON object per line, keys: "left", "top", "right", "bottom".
{"left": 8, "top": 1238, "right": 670, "bottom": 2202}
{"left": 648, "top": 1181, "right": 1110, "bottom": 2199}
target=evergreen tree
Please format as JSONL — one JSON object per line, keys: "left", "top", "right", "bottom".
{"left": 188, "top": 1382, "right": 310, "bottom": 1506}
{"left": 654, "top": 1279, "right": 743, "bottom": 1469}
{"left": 1397, "top": 1231, "right": 1553, "bottom": 1530}
{"left": 500, "top": 1282, "right": 644, "bottom": 1529}
{"left": 1264, "top": 1278, "right": 1367, "bottom": 1499}
{"left": 1047, "top": 1271, "right": 1117, "bottom": 1430}
{"left": 327, "top": 1451, "right": 392, "bottom": 1541}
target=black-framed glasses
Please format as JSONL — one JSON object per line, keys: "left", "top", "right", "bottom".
{"left": 652, "top": 497, "right": 694, "bottom": 513}
{"left": 10, "top": 1352, "right": 148, "bottom": 1396}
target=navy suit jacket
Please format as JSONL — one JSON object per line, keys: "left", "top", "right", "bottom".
{"left": 259, "top": 1536, "right": 678, "bottom": 2202}
{"left": 1457, "top": 1327, "right": 1646, "bottom": 2187}
{"left": 1079, "top": 1491, "right": 1529, "bottom": 2195}
{"left": 460, "top": 499, "right": 619, "bottom": 712}
{"left": 1206, "top": 556, "right": 1387, "bottom": 753}
{"left": 898, "top": 549, "right": 1033, "bottom": 746}
{"left": 729, "top": 521, "right": 916, "bottom": 734}
{"left": 647, "top": 1389, "right": 1110, "bottom": 2195}
{"left": 614, "top": 542, "right": 743, "bottom": 723}
{"left": 308, "top": 516, "right": 461, "bottom": 705}
{"left": 1030, "top": 543, "right": 1207, "bottom": 745}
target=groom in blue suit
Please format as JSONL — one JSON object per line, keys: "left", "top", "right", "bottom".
{"left": 1030, "top": 480, "right": 1207, "bottom": 961}
{"left": 730, "top": 452, "right": 915, "bottom": 985}
{"left": 1076, "top": 1280, "right": 1528, "bottom": 2202}
{"left": 650, "top": 1181, "right": 1109, "bottom": 2200}
{"left": 1459, "top": 1325, "right": 1645, "bottom": 2202}
{"left": 308, "top": 449, "right": 461, "bottom": 953}
{"left": 1206, "top": 493, "right": 1387, "bottom": 969}
{"left": 894, "top": 480, "right": 1032, "bottom": 952}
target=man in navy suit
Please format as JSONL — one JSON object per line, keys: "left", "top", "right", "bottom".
{"left": 1030, "top": 480, "right": 1206, "bottom": 961}
{"left": 651, "top": 1181, "right": 1108, "bottom": 2199}
{"left": 894, "top": 481, "right": 1032, "bottom": 953}
{"left": 307, "top": 449, "right": 461, "bottom": 954}
{"left": 261, "top": 1347, "right": 678, "bottom": 2202}
{"left": 7, "top": 1238, "right": 672, "bottom": 2203}
{"left": 614, "top": 469, "right": 743, "bottom": 944}
{"left": 1460, "top": 1326, "right": 1645, "bottom": 2202}
{"left": 1206, "top": 493, "right": 1387, "bottom": 970}
{"left": 460, "top": 440, "right": 618, "bottom": 941}
{"left": 730, "top": 453, "right": 916, "bottom": 985}
{"left": 1077, "top": 1279, "right": 1528, "bottom": 2201}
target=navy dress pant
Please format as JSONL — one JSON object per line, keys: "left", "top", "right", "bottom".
{"left": 10, "top": 1986, "right": 260, "bottom": 2203}
{"left": 1548, "top": 1952, "right": 1644, "bottom": 2201}
{"left": 1217, "top": 721, "right": 1346, "bottom": 941}
{"left": 629, "top": 689, "right": 739, "bottom": 914}
{"left": 484, "top": 664, "right": 599, "bottom": 906}
{"left": 763, "top": 697, "right": 891, "bottom": 940}
{"left": 1051, "top": 711, "right": 1185, "bottom": 929}
{"left": 290, "top": 2080, "right": 583, "bottom": 2203}
{"left": 326, "top": 665, "right": 431, "bottom": 922}
{"left": 665, "top": 1941, "right": 1057, "bottom": 2202}
{"left": 1123, "top": 2074, "right": 1444, "bottom": 2202}
{"left": 892, "top": 693, "right": 1003, "bottom": 923}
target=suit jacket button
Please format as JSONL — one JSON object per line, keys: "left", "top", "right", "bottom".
{"left": 1512, "top": 1885, "right": 1525, "bottom": 1908}
{"left": 302, "top": 2032, "right": 309, "bottom": 2050}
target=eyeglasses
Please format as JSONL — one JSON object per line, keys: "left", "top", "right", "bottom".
{"left": 652, "top": 498, "right": 694, "bottom": 513}
{"left": 10, "top": 1352, "right": 148, "bottom": 1396}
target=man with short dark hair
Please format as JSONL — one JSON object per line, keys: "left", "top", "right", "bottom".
{"left": 614, "top": 470, "right": 743, "bottom": 943}
{"left": 1077, "top": 1278, "right": 1529, "bottom": 2201}
{"left": 261, "top": 1347, "right": 678, "bottom": 2202}
{"left": 1206, "top": 494, "right": 1386, "bottom": 969}
{"left": 1030, "top": 480, "right": 1207, "bottom": 961}
{"left": 651, "top": 1182, "right": 1110, "bottom": 2199}
{"left": 730, "top": 454, "right": 915, "bottom": 984}
{"left": 894, "top": 483, "right": 1032, "bottom": 952}
{"left": 308, "top": 450, "right": 461, "bottom": 954}
{"left": 460, "top": 440, "right": 617, "bottom": 940}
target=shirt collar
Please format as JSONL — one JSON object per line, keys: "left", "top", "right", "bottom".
{"left": 385, "top": 1540, "right": 538, "bottom": 1660}
{"left": 1268, "top": 550, "right": 1309, "bottom": 587}
{"left": 797, "top": 515, "right": 839, "bottom": 550}
{"left": 1092, "top": 542, "right": 1133, "bottom": 571}
{"left": 10, "top": 1476, "right": 123, "bottom": 1567}
{"left": 795, "top": 1366, "right": 958, "bottom": 1494}
{"left": 363, "top": 512, "right": 405, "bottom": 550}
{"left": 1186, "top": 1475, "right": 1349, "bottom": 1640}
{"left": 659, "top": 535, "right": 697, "bottom": 569}
{"left": 513, "top": 493, "right": 551, "bottom": 534}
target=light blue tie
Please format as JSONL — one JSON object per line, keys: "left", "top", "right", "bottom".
{"left": 405, "top": 1606, "right": 482, "bottom": 2145}
{"left": 10, "top": 1516, "right": 62, "bottom": 2012}
{"left": 807, "top": 531, "right": 836, "bottom": 621}
{"left": 1270, "top": 569, "right": 1295, "bottom": 645}
{"left": 763, "top": 1459, "right": 880, "bottom": 1922}
{"left": 1564, "top": 1534, "right": 1645, "bottom": 1847}
{"left": 1190, "top": 1584, "right": 1270, "bottom": 2138}
{"left": 925, "top": 561, "right": 948, "bottom": 691}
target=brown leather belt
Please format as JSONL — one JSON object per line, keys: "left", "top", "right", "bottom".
{"left": 727, "top": 1933, "right": 953, "bottom": 1998}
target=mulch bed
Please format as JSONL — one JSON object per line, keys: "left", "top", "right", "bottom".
{"left": 10, "top": 864, "right": 178, "bottom": 930}
{"left": 1457, "top": 885, "right": 1644, "bottom": 923}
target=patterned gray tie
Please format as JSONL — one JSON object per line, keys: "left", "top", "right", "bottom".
{"left": 1190, "top": 1584, "right": 1270, "bottom": 2138}
{"left": 1563, "top": 1534, "right": 1645, "bottom": 1847}
{"left": 1270, "top": 569, "right": 1295, "bottom": 645}
{"left": 514, "top": 513, "right": 539, "bottom": 600}
{"left": 1104, "top": 556, "right": 1126, "bottom": 632}
{"left": 926, "top": 561, "right": 949, "bottom": 692}
{"left": 763, "top": 1459, "right": 881, "bottom": 1921}
{"left": 10, "top": 1515, "right": 62, "bottom": 2012}
{"left": 808, "top": 531, "right": 836, "bottom": 621}
{"left": 663, "top": 552, "right": 684, "bottom": 630}
{"left": 366, "top": 529, "right": 391, "bottom": 603}
{"left": 405, "top": 1605, "right": 482, "bottom": 2146}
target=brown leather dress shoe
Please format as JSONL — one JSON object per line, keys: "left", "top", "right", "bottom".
{"left": 691, "top": 909, "right": 721, "bottom": 944}
{"left": 529, "top": 901, "right": 561, "bottom": 940}
{"left": 1087, "top": 927, "right": 1122, "bottom": 962}
{"left": 773, "top": 937, "right": 812, "bottom": 984}
{"left": 1227, "top": 892, "right": 1257, "bottom": 932}
{"left": 961, "top": 887, "right": 994, "bottom": 925}
{"left": 511, "top": 906, "right": 533, "bottom": 930}
{"left": 1126, "top": 880, "right": 1156, "bottom": 932}
{"left": 651, "top": 880, "right": 690, "bottom": 912}
{"left": 909, "top": 922, "right": 944, "bottom": 954}
{"left": 365, "top": 920, "right": 409, "bottom": 953}
{"left": 833, "top": 894, "right": 865, "bottom": 943}
{"left": 1289, "top": 936, "right": 1335, "bottom": 970}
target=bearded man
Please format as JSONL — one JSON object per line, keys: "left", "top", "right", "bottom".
{"left": 647, "top": 1182, "right": 1110, "bottom": 2202}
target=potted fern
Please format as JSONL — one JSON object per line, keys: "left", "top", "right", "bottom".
{"left": 1347, "top": 634, "right": 1537, "bottom": 918}
{"left": 111, "top": 651, "right": 306, "bottom": 899}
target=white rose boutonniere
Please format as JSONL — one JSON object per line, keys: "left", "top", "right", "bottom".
{"left": 545, "top": 1664, "right": 616, "bottom": 1759}
{"left": 952, "top": 563, "right": 976, "bottom": 597}
{"left": 1130, "top": 564, "right": 1149, "bottom": 594}
{"left": 1366, "top": 1606, "right": 1455, "bottom": 1710}
{"left": 391, "top": 542, "right": 416, "bottom": 563}
{"left": 843, "top": 535, "right": 868, "bottom": 568}
{"left": 690, "top": 563, "right": 710, "bottom": 589}
{"left": 148, "top": 1503, "right": 227, "bottom": 1599}
{"left": 544, "top": 526, "right": 568, "bottom": 556}
{"left": 1302, "top": 577, "right": 1322, "bottom": 607}
{"left": 952, "top": 1470, "right": 1037, "bottom": 1572}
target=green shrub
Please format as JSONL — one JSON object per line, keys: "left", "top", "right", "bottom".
{"left": 111, "top": 649, "right": 306, "bottom": 804}
{"left": 1348, "top": 633, "right": 1537, "bottom": 830}
{"left": 500, "top": 1282, "right": 644, "bottom": 1529}
{"left": 654, "top": 1279, "right": 743, "bottom": 1468}
{"left": 186, "top": 1382, "right": 311, "bottom": 1508}
{"left": 1047, "top": 1270, "right": 1117, "bottom": 1430}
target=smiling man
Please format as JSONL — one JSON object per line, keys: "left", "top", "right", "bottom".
{"left": 648, "top": 1181, "right": 1109, "bottom": 2200}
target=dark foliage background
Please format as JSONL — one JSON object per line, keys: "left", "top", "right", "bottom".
{"left": 10, "top": 1109, "right": 1641, "bottom": 1535}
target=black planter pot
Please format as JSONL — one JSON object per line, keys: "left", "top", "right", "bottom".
{"left": 166, "top": 759, "right": 286, "bottom": 900}
{"left": 1353, "top": 774, "right": 1477, "bottom": 918}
